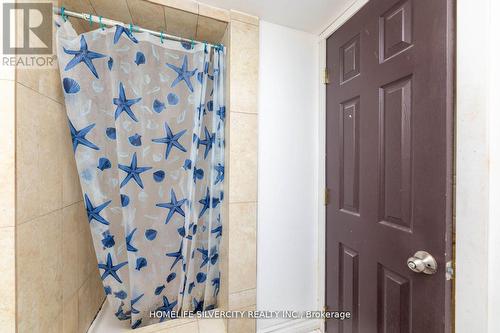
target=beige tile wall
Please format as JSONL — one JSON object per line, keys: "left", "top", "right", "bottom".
{"left": 15, "top": 72, "right": 105, "bottom": 333}
{"left": 61, "top": 0, "right": 229, "bottom": 44}
{"left": 0, "top": 78, "right": 16, "bottom": 333}
{"left": 0, "top": 0, "right": 17, "bottom": 328}
{"left": 226, "top": 10, "right": 259, "bottom": 333}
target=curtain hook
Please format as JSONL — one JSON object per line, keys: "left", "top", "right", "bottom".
{"left": 99, "top": 16, "right": 104, "bottom": 30}
{"left": 190, "top": 38, "right": 194, "bottom": 49}
{"left": 61, "top": 7, "right": 67, "bottom": 22}
{"left": 129, "top": 23, "right": 133, "bottom": 33}
{"left": 160, "top": 31, "right": 164, "bottom": 44}
{"left": 89, "top": 14, "right": 93, "bottom": 27}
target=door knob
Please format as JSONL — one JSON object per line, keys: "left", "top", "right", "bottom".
{"left": 407, "top": 251, "right": 437, "bottom": 274}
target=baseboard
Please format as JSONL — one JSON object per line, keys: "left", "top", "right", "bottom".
{"left": 257, "top": 319, "right": 321, "bottom": 333}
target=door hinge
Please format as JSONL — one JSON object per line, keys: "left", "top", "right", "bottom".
{"left": 324, "top": 188, "right": 330, "bottom": 206}
{"left": 323, "top": 67, "right": 330, "bottom": 85}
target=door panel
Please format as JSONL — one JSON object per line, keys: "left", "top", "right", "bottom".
{"left": 325, "top": 0, "right": 454, "bottom": 332}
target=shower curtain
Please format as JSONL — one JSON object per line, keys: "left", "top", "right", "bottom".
{"left": 55, "top": 17, "right": 225, "bottom": 329}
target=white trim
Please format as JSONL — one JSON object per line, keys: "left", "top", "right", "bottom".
{"left": 319, "top": 0, "right": 370, "bottom": 39}
{"left": 257, "top": 319, "right": 321, "bottom": 333}
{"left": 456, "top": 0, "right": 500, "bottom": 332}
{"left": 316, "top": 1, "right": 368, "bottom": 333}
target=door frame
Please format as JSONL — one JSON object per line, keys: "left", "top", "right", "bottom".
{"left": 316, "top": 0, "right": 462, "bottom": 331}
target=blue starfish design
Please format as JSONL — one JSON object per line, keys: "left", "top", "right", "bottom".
{"left": 69, "top": 120, "right": 99, "bottom": 152}
{"left": 63, "top": 35, "right": 106, "bottom": 78}
{"left": 118, "top": 153, "right": 152, "bottom": 189}
{"left": 188, "top": 281, "right": 196, "bottom": 294}
{"left": 198, "top": 188, "right": 221, "bottom": 218}
{"left": 98, "top": 253, "right": 128, "bottom": 283}
{"left": 84, "top": 194, "right": 111, "bottom": 225}
{"left": 214, "top": 163, "right": 224, "bottom": 184}
{"left": 131, "top": 319, "right": 142, "bottom": 329}
{"left": 211, "top": 225, "right": 223, "bottom": 238}
{"left": 193, "top": 298, "right": 204, "bottom": 312}
{"left": 198, "top": 127, "right": 215, "bottom": 159}
{"left": 152, "top": 123, "right": 187, "bottom": 160}
{"left": 209, "top": 247, "right": 219, "bottom": 265}
{"left": 113, "top": 82, "right": 142, "bottom": 122}
{"left": 113, "top": 25, "right": 139, "bottom": 44}
{"left": 196, "top": 104, "right": 206, "bottom": 119}
{"left": 156, "top": 296, "right": 178, "bottom": 322}
{"left": 166, "top": 55, "right": 197, "bottom": 92}
{"left": 131, "top": 293, "right": 144, "bottom": 314}
{"left": 212, "top": 273, "right": 221, "bottom": 296}
{"left": 197, "top": 247, "right": 209, "bottom": 268}
{"left": 156, "top": 189, "right": 187, "bottom": 224}
{"left": 126, "top": 228, "right": 138, "bottom": 252}
{"left": 216, "top": 106, "right": 226, "bottom": 122}
{"left": 166, "top": 244, "right": 183, "bottom": 270}
{"left": 115, "top": 302, "right": 131, "bottom": 320}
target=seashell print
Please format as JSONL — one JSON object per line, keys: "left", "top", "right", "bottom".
{"left": 92, "top": 80, "right": 104, "bottom": 93}
{"left": 135, "top": 51, "right": 146, "bottom": 66}
{"left": 145, "top": 229, "right": 157, "bottom": 240}
{"left": 153, "top": 170, "right": 165, "bottom": 182}
{"left": 106, "top": 127, "right": 116, "bottom": 139}
{"left": 114, "top": 290, "right": 127, "bottom": 299}
{"left": 128, "top": 133, "right": 142, "bottom": 146}
{"left": 167, "top": 93, "right": 179, "bottom": 105}
{"left": 97, "top": 157, "right": 112, "bottom": 170}
{"left": 196, "top": 272, "right": 206, "bottom": 283}
{"left": 166, "top": 272, "right": 176, "bottom": 283}
{"left": 135, "top": 257, "right": 147, "bottom": 270}
{"left": 63, "top": 77, "right": 80, "bottom": 94}
{"left": 154, "top": 285, "right": 165, "bottom": 295}
{"left": 101, "top": 231, "right": 115, "bottom": 248}
{"left": 181, "top": 41, "right": 193, "bottom": 50}
{"left": 121, "top": 194, "right": 130, "bottom": 207}
{"left": 153, "top": 99, "right": 165, "bottom": 113}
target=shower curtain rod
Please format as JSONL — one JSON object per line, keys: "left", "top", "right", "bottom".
{"left": 53, "top": 7, "right": 222, "bottom": 48}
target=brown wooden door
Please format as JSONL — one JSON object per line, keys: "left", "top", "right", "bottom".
{"left": 325, "top": 0, "right": 454, "bottom": 332}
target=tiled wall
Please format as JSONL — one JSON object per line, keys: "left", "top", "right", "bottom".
{"left": 0, "top": 9, "right": 16, "bottom": 328}
{"left": 62, "top": 0, "right": 228, "bottom": 44}
{"left": 226, "top": 12, "right": 259, "bottom": 333}
{"left": 14, "top": 65, "right": 105, "bottom": 332}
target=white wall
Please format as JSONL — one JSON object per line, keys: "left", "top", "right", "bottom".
{"left": 257, "top": 21, "right": 319, "bottom": 332}
{"left": 456, "top": 0, "right": 500, "bottom": 332}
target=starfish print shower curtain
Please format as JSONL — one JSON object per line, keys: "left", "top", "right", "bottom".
{"left": 55, "top": 17, "right": 225, "bottom": 329}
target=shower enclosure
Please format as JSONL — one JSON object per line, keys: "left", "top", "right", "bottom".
{"left": 2, "top": 1, "right": 258, "bottom": 332}
{"left": 55, "top": 13, "right": 225, "bottom": 328}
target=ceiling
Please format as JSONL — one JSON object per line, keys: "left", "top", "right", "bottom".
{"left": 61, "top": 0, "right": 355, "bottom": 39}
{"left": 195, "top": 0, "right": 355, "bottom": 33}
